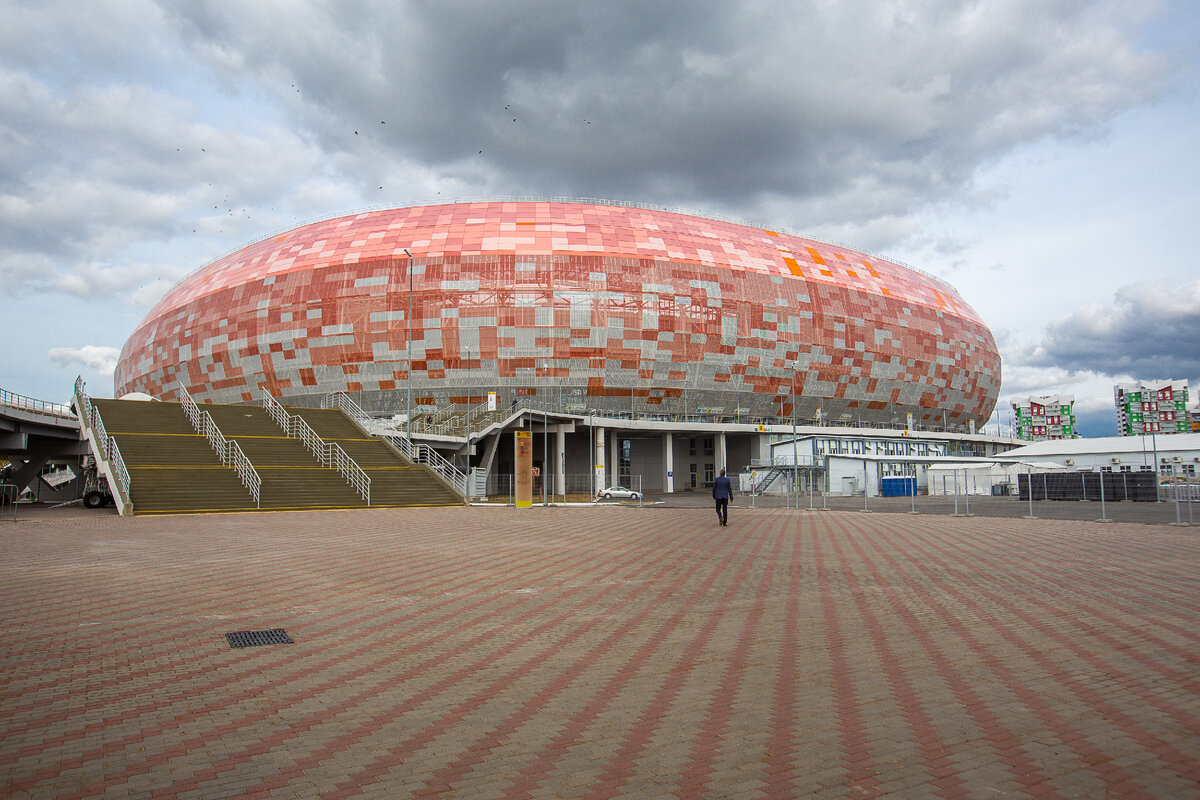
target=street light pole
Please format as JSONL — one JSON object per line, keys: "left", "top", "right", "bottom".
{"left": 403, "top": 249, "right": 413, "bottom": 443}
{"left": 1151, "top": 428, "right": 1161, "bottom": 502}
{"left": 792, "top": 365, "right": 798, "bottom": 511}
{"left": 542, "top": 361, "right": 549, "bottom": 506}
{"left": 465, "top": 347, "right": 472, "bottom": 480}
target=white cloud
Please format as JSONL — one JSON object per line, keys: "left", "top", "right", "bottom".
{"left": 158, "top": 0, "right": 1169, "bottom": 236}
{"left": 2, "top": 0, "right": 1197, "bottom": 417}
{"left": 46, "top": 345, "right": 120, "bottom": 375}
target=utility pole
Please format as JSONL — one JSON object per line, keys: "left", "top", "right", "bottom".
{"left": 404, "top": 249, "right": 413, "bottom": 443}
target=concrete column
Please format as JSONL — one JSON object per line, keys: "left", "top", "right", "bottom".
{"left": 664, "top": 432, "right": 675, "bottom": 494}
{"left": 555, "top": 427, "right": 565, "bottom": 500}
{"left": 716, "top": 432, "right": 728, "bottom": 474}
{"left": 594, "top": 423, "right": 606, "bottom": 497}
{"left": 610, "top": 429, "right": 621, "bottom": 487}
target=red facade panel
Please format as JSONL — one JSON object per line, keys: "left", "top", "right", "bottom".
{"left": 116, "top": 202, "right": 1000, "bottom": 423}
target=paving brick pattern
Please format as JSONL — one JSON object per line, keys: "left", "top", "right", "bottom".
{"left": 2, "top": 506, "right": 1198, "bottom": 798}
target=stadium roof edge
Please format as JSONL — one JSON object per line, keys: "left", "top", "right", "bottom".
{"left": 173, "top": 196, "right": 960, "bottom": 298}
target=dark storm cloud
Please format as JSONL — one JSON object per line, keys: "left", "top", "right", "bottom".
{"left": 0, "top": 0, "right": 1176, "bottom": 302}
{"left": 1018, "top": 280, "right": 1200, "bottom": 385}
{"left": 0, "top": 12, "right": 324, "bottom": 296}
{"left": 161, "top": 0, "right": 1167, "bottom": 227}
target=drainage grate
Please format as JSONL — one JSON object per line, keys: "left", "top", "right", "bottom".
{"left": 225, "top": 629, "right": 294, "bottom": 648}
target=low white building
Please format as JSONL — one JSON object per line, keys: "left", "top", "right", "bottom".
{"left": 761, "top": 431, "right": 1200, "bottom": 498}
{"left": 1002, "top": 433, "right": 1200, "bottom": 480}
{"left": 763, "top": 431, "right": 1022, "bottom": 497}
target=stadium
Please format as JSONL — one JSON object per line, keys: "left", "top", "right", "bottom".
{"left": 112, "top": 199, "right": 1002, "bottom": 496}
{"left": 117, "top": 200, "right": 998, "bottom": 420}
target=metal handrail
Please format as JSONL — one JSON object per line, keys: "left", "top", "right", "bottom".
{"left": 367, "top": 396, "right": 983, "bottom": 440}
{"left": 107, "top": 437, "right": 131, "bottom": 497}
{"left": 179, "top": 384, "right": 261, "bottom": 507}
{"left": 202, "top": 411, "right": 223, "bottom": 456}
{"left": 1, "top": 386, "right": 75, "bottom": 419}
{"left": 226, "top": 439, "right": 261, "bottom": 507}
{"left": 326, "top": 442, "right": 371, "bottom": 503}
{"left": 92, "top": 407, "right": 110, "bottom": 460}
{"left": 266, "top": 390, "right": 370, "bottom": 504}
{"left": 321, "top": 391, "right": 374, "bottom": 428}
{"left": 73, "top": 377, "right": 132, "bottom": 500}
{"left": 179, "top": 383, "right": 201, "bottom": 431}
{"left": 386, "top": 431, "right": 417, "bottom": 461}
{"left": 753, "top": 455, "right": 818, "bottom": 467}
{"left": 294, "top": 414, "right": 323, "bottom": 454}
{"left": 419, "top": 443, "right": 466, "bottom": 494}
{"left": 262, "top": 390, "right": 289, "bottom": 428}
{"left": 382, "top": 435, "right": 468, "bottom": 496}
{"left": 202, "top": 412, "right": 261, "bottom": 507}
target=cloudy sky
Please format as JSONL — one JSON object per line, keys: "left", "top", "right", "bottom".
{"left": 2, "top": 0, "right": 1198, "bottom": 437}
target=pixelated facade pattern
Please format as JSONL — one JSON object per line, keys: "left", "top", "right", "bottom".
{"left": 116, "top": 202, "right": 1000, "bottom": 424}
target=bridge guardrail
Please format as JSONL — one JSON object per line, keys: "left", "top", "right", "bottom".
{"left": 1, "top": 386, "right": 75, "bottom": 419}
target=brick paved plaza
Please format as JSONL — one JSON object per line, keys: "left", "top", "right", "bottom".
{"left": 2, "top": 505, "right": 1198, "bottom": 799}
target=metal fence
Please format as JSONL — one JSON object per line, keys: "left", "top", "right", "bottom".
{"left": 1, "top": 484, "right": 17, "bottom": 518}
{"left": 723, "top": 480, "right": 1198, "bottom": 526}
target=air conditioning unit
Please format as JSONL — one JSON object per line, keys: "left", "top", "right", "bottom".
{"left": 1065, "top": 458, "right": 1075, "bottom": 466}
{"left": 1173, "top": 455, "right": 1182, "bottom": 462}
{"left": 1110, "top": 457, "right": 1121, "bottom": 464}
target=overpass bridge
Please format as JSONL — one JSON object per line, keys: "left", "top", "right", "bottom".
{"left": 0, "top": 387, "right": 87, "bottom": 499}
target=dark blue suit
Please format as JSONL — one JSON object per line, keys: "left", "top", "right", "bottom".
{"left": 712, "top": 474, "right": 733, "bottom": 525}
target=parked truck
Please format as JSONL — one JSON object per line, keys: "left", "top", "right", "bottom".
{"left": 81, "top": 459, "right": 114, "bottom": 508}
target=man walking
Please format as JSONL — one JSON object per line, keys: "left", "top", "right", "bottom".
{"left": 712, "top": 468, "right": 733, "bottom": 526}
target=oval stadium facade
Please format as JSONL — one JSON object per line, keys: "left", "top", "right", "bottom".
{"left": 116, "top": 200, "right": 1000, "bottom": 427}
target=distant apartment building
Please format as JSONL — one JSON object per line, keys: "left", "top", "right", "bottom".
{"left": 1011, "top": 395, "right": 1078, "bottom": 441}
{"left": 1114, "top": 380, "right": 1191, "bottom": 436}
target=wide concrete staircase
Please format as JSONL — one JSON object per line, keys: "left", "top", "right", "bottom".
{"left": 202, "top": 404, "right": 367, "bottom": 511}
{"left": 289, "top": 408, "right": 463, "bottom": 508}
{"left": 92, "top": 398, "right": 260, "bottom": 514}
{"left": 90, "top": 398, "right": 462, "bottom": 514}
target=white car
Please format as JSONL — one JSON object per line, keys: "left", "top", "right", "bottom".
{"left": 598, "top": 486, "right": 640, "bottom": 501}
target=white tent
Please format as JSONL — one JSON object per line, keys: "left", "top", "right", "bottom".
{"left": 926, "top": 461, "right": 1069, "bottom": 496}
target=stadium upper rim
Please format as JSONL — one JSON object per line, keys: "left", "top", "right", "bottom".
{"left": 170, "top": 195, "right": 960, "bottom": 297}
